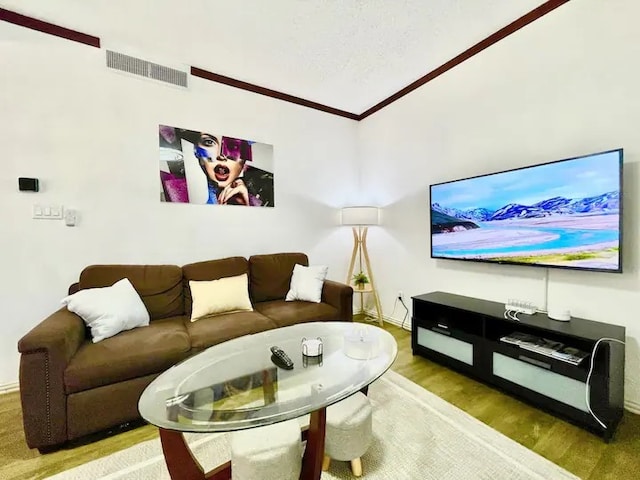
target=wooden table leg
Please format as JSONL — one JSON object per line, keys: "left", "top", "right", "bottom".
{"left": 300, "top": 407, "right": 326, "bottom": 480}
{"left": 159, "top": 428, "right": 231, "bottom": 480}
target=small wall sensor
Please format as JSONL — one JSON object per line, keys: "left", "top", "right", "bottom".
{"left": 64, "top": 209, "right": 77, "bottom": 227}
{"left": 18, "top": 177, "right": 39, "bottom": 192}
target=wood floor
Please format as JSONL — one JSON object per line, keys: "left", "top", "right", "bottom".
{"left": 1, "top": 321, "right": 639, "bottom": 479}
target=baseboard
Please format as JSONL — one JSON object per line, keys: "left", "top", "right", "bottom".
{"left": 0, "top": 381, "right": 19, "bottom": 395}
{"left": 363, "top": 307, "right": 412, "bottom": 331}
{"left": 624, "top": 399, "right": 640, "bottom": 415}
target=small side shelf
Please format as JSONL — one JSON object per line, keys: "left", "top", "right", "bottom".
{"left": 352, "top": 284, "right": 374, "bottom": 293}
{"left": 411, "top": 291, "right": 625, "bottom": 440}
{"left": 351, "top": 284, "right": 384, "bottom": 326}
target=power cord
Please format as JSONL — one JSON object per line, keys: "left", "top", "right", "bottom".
{"left": 503, "top": 310, "right": 521, "bottom": 322}
{"left": 393, "top": 295, "right": 410, "bottom": 330}
{"left": 585, "top": 337, "right": 625, "bottom": 430}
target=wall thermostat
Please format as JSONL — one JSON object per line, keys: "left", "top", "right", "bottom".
{"left": 18, "top": 177, "right": 39, "bottom": 192}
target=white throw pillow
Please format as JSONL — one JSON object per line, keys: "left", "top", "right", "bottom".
{"left": 61, "top": 278, "right": 150, "bottom": 343}
{"left": 285, "top": 264, "right": 328, "bottom": 303}
{"left": 189, "top": 273, "right": 253, "bottom": 322}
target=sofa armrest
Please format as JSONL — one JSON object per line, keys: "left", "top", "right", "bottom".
{"left": 18, "top": 307, "right": 86, "bottom": 450}
{"left": 321, "top": 280, "right": 353, "bottom": 322}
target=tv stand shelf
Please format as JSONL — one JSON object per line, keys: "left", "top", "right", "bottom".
{"left": 411, "top": 291, "right": 625, "bottom": 440}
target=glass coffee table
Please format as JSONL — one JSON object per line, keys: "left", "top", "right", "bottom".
{"left": 139, "top": 321, "right": 397, "bottom": 480}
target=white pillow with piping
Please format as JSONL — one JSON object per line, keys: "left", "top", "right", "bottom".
{"left": 285, "top": 264, "right": 328, "bottom": 303}
{"left": 61, "top": 278, "right": 150, "bottom": 343}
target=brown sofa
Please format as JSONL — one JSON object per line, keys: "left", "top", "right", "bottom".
{"left": 17, "top": 252, "right": 353, "bottom": 451}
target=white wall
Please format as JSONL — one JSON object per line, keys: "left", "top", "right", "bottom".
{"left": 0, "top": 24, "right": 360, "bottom": 386}
{"left": 4, "top": 0, "right": 640, "bottom": 410}
{"left": 358, "top": 0, "right": 640, "bottom": 408}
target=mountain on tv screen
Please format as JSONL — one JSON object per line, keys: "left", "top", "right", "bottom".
{"left": 429, "top": 149, "right": 623, "bottom": 273}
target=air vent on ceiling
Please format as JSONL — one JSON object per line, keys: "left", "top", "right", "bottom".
{"left": 106, "top": 50, "right": 188, "bottom": 88}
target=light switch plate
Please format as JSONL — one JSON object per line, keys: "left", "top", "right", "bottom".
{"left": 32, "top": 204, "right": 43, "bottom": 218}
{"left": 33, "top": 204, "right": 63, "bottom": 219}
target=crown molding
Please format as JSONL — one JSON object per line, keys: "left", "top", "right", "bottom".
{"left": 191, "top": 67, "right": 358, "bottom": 120}
{"left": 0, "top": 7, "right": 100, "bottom": 47}
{"left": 1, "top": 1, "right": 570, "bottom": 120}
{"left": 358, "top": 0, "right": 570, "bottom": 119}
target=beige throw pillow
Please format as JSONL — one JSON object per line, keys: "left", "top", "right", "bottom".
{"left": 189, "top": 273, "right": 253, "bottom": 321}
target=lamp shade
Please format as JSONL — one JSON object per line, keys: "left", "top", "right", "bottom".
{"left": 341, "top": 206, "right": 379, "bottom": 226}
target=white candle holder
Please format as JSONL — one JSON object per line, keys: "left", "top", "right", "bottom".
{"left": 301, "top": 337, "right": 323, "bottom": 367}
{"left": 301, "top": 337, "right": 323, "bottom": 357}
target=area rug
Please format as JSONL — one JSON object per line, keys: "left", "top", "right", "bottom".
{"left": 46, "top": 370, "right": 578, "bottom": 480}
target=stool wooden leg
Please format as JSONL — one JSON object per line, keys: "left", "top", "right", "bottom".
{"left": 322, "top": 455, "right": 331, "bottom": 471}
{"left": 351, "top": 457, "right": 362, "bottom": 477}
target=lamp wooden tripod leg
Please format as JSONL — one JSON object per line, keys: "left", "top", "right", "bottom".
{"left": 346, "top": 226, "right": 383, "bottom": 326}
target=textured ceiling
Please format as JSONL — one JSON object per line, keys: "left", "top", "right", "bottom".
{"left": 1, "top": 0, "right": 549, "bottom": 113}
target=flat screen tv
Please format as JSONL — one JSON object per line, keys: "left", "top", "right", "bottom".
{"left": 430, "top": 148, "right": 623, "bottom": 273}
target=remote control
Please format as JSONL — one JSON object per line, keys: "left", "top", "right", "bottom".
{"left": 270, "top": 346, "right": 294, "bottom": 370}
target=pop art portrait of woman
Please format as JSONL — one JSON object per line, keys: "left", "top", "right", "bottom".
{"left": 159, "top": 125, "right": 274, "bottom": 207}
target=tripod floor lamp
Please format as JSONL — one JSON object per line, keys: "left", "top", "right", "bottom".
{"left": 341, "top": 206, "right": 383, "bottom": 326}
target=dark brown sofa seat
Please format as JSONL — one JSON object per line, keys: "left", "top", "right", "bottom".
{"left": 186, "top": 311, "right": 276, "bottom": 351}
{"left": 18, "top": 252, "right": 353, "bottom": 451}
{"left": 64, "top": 316, "right": 190, "bottom": 393}
{"left": 254, "top": 299, "right": 338, "bottom": 328}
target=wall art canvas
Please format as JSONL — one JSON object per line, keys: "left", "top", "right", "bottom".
{"left": 159, "top": 125, "right": 274, "bottom": 207}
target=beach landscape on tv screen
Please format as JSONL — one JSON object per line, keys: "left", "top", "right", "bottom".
{"left": 430, "top": 150, "right": 622, "bottom": 272}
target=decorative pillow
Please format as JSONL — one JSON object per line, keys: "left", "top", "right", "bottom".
{"left": 61, "top": 278, "right": 150, "bottom": 343}
{"left": 189, "top": 273, "right": 253, "bottom": 322}
{"left": 285, "top": 264, "right": 328, "bottom": 303}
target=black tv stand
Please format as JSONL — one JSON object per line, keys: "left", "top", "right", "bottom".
{"left": 411, "top": 291, "right": 625, "bottom": 440}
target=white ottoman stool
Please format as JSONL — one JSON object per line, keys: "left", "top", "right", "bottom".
{"left": 322, "top": 392, "right": 373, "bottom": 477}
{"left": 230, "top": 419, "right": 302, "bottom": 480}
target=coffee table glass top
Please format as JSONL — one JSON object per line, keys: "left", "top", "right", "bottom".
{"left": 138, "top": 322, "right": 397, "bottom": 432}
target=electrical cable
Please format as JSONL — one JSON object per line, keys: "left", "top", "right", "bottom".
{"left": 504, "top": 310, "right": 521, "bottom": 322}
{"left": 398, "top": 296, "right": 409, "bottom": 330}
{"left": 585, "top": 337, "right": 625, "bottom": 429}
{"left": 542, "top": 268, "right": 549, "bottom": 313}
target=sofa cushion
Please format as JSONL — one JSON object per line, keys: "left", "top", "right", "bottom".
{"left": 78, "top": 265, "right": 183, "bottom": 320}
{"left": 186, "top": 311, "right": 277, "bottom": 350}
{"left": 249, "top": 253, "right": 308, "bottom": 303}
{"left": 254, "top": 299, "right": 338, "bottom": 328}
{"left": 182, "top": 257, "right": 249, "bottom": 317}
{"left": 64, "top": 316, "right": 190, "bottom": 394}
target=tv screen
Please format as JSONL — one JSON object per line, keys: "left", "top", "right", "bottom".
{"left": 430, "top": 149, "right": 623, "bottom": 273}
